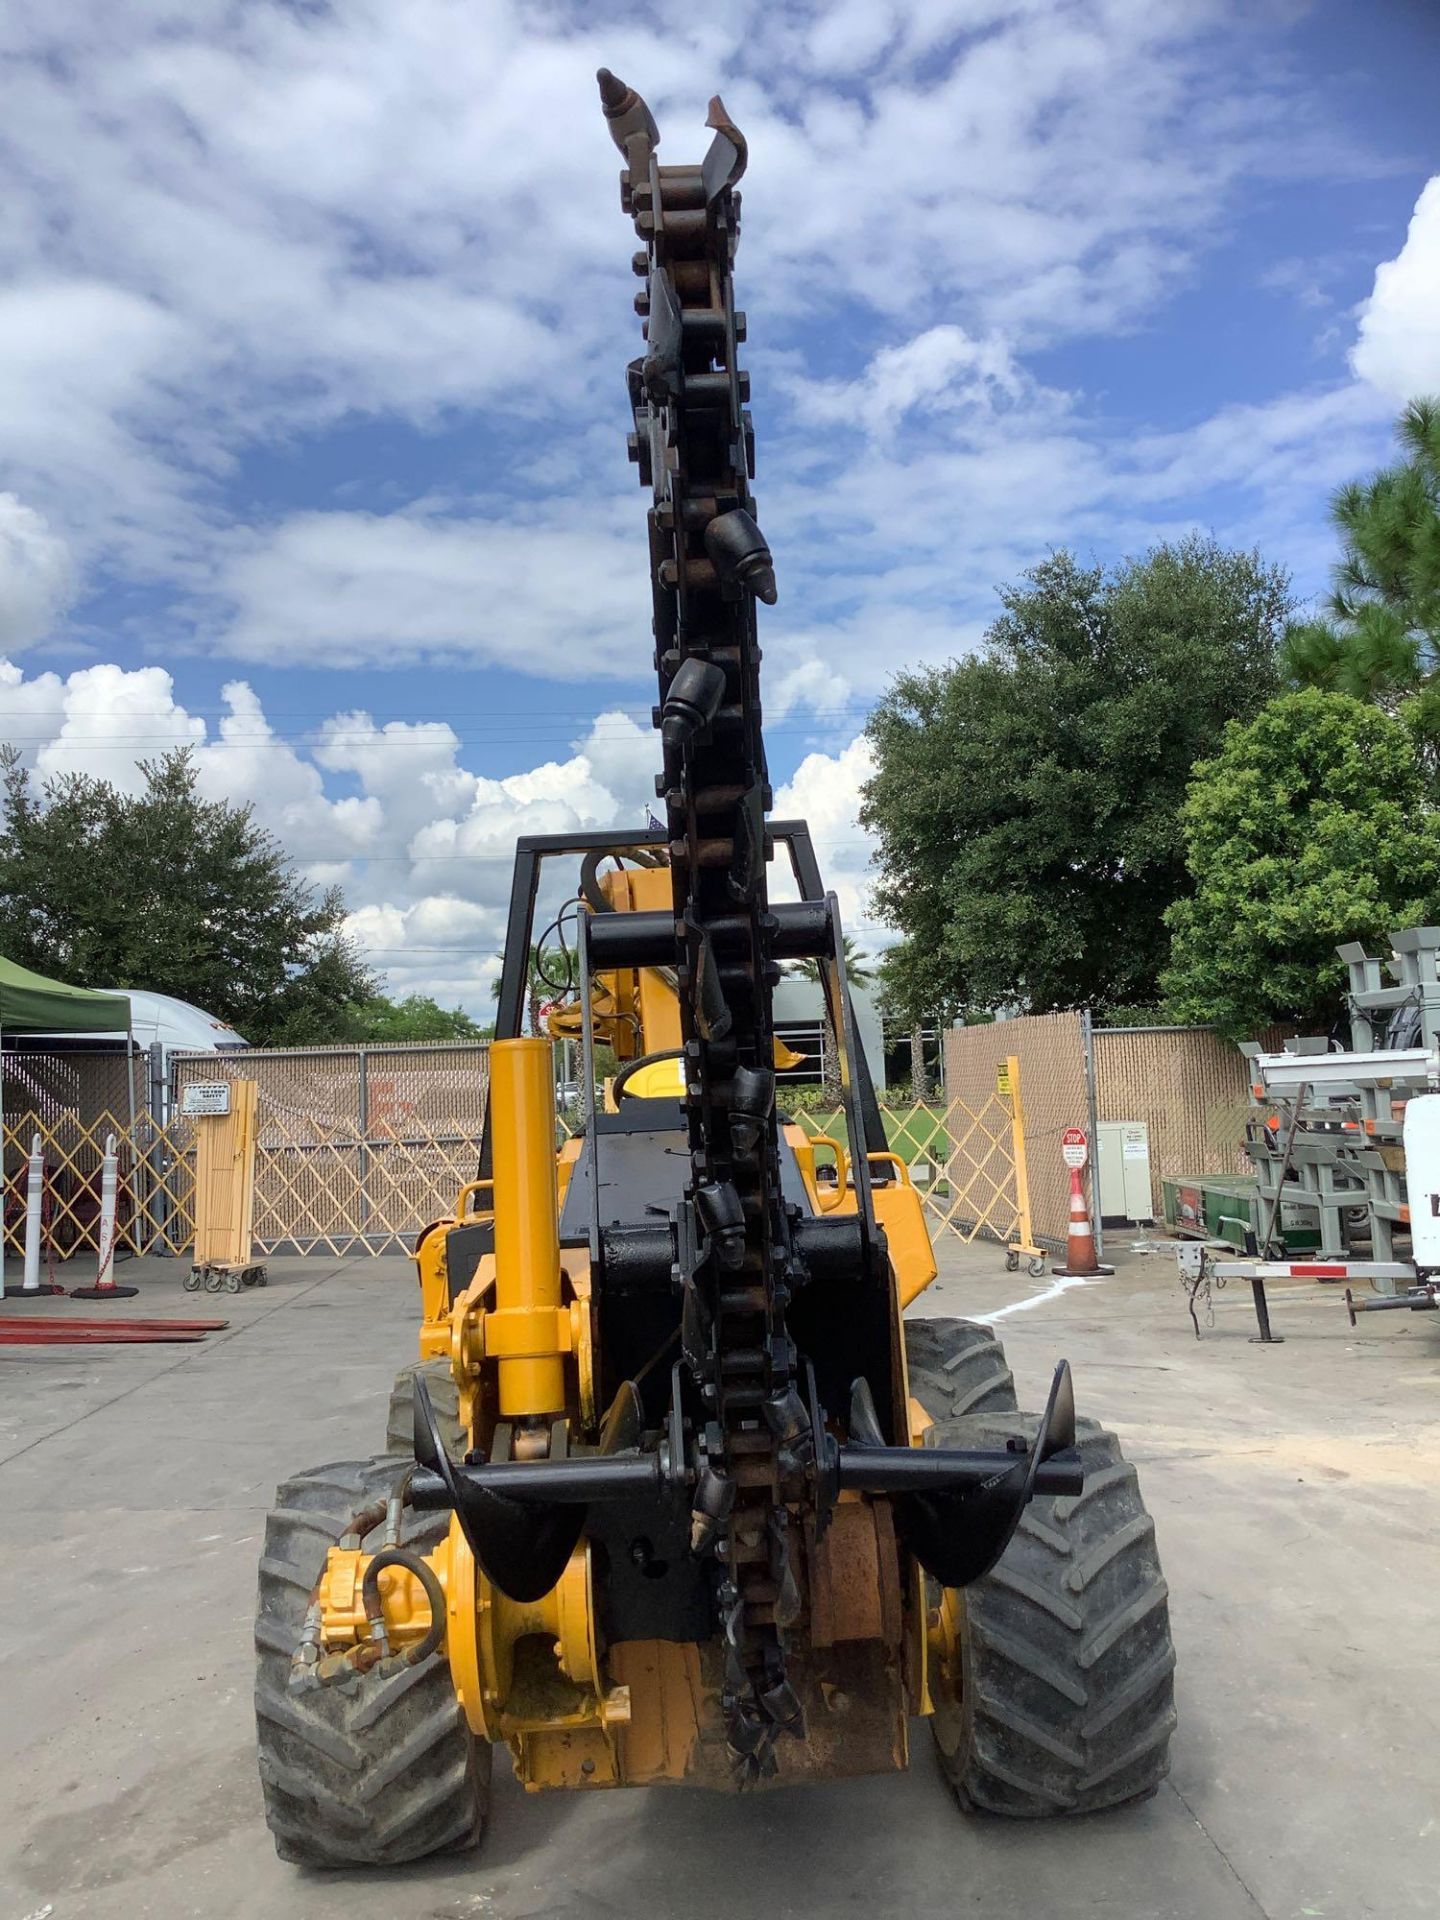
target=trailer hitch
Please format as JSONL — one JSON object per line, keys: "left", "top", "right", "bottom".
{"left": 1344, "top": 1282, "right": 1439, "bottom": 1325}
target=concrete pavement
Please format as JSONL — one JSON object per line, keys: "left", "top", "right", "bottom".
{"left": 1, "top": 1240, "right": 1436, "bottom": 1919}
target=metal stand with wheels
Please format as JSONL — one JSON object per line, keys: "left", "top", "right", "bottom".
{"left": 187, "top": 1261, "right": 267, "bottom": 1295}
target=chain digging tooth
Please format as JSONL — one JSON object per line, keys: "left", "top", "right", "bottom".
{"left": 704, "top": 507, "right": 777, "bottom": 603}
{"left": 763, "top": 1383, "right": 809, "bottom": 1446}
{"left": 695, "top": 1180, "right": 746, "bottom": 1268}
{"left": 643, "top": 270, "right": 684, "bottom": 395}
{"left": 701, "top": 96, "right": 748, "bottom": 197}
{"left": 689, "top": 934, "right": 732, "bottom": 1041}
{"left": 691, "top": 1459, "right": 737, "bottom": 1554}
{"left": 661, "top": 657, "right": 726, "bottom": 750}
{"left": 727, "top": 1062, "right": 774, "bottom": 1154}
{"left": 727, "top": 785, "right": 765, "bottom": 902}
{"left": 680, "top": 1274, "right": 712, "bottom": 1373}
{"left": 597, "top": 68, "right": 660, "bottom": 154}
{"left": 759, "top": 1675, "right": 805, "bottom": 1740}
{"left": 769, "top": 1511, "right": 803, "bottom": 1630}
{"left": 726, "top": 1703, "right": 777, "bottom": 1784}
{"left": 721, "top": 1593, "right": 751, "bottom": 1694}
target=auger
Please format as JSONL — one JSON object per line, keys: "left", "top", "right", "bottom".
{"left": 253, "top": 74, "right": 1176, "bottom": 1864}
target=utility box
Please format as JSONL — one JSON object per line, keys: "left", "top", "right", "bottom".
{"left": 1097, "top": 1120, "right": 1153, "bottom": 1225}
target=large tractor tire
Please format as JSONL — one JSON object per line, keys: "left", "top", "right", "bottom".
{"left": 928, "top": 1411, "right": 1176, "bottom": 1817}
{"left": 385, "top": 1357, "right": 464, "bottom": 1457}
{"left": 906, "top": 1315, "right": 1019, "bottom": 1420}
{"left": 254, "top": 1456, "right": 490, "bottom": 1867}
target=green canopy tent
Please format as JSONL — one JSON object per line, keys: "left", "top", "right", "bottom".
{"left": 1, "top": 960, "right": 136, "bottom": 1239}
{"left": 0, "top": 958, "right": 132, "bottom": 1037}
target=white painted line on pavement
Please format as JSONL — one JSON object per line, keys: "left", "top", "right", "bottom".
{"left": 974, "top": 1273, "right": 1102, "bottom": 1323}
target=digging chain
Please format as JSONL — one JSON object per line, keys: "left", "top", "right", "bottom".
{"left": 601, "top": 71, "right": 809, "bottom": 1780}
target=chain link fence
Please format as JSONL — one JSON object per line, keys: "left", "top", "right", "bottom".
{"left": 170, "top": 1044, "right": 491, "bottom": 1255}
{"left": 14, "top": 1026, "right": 1258, "bottom": 1264}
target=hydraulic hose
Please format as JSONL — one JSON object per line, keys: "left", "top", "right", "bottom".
{"left": 580, "top": 845, "right": 663, "bottom": 914}
{"left": 611, "top": 1049, "right": 686, "bottom": 1103}
{"left": 361, "top": 1548, "right": 447, "bottom": 1667}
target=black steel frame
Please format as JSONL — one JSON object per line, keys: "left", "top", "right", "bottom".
{"left": 480, "top": 821, "right": 888, "bottom": 1177}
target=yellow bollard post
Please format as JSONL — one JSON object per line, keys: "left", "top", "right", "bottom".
{"left": 488, "top": 1037, "right": 565, "bottom": 1418}
{"left": 1004, "top": 1054, "right": 1044, "bottom": 1269}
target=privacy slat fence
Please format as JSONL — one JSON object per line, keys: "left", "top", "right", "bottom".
{"left": 944, "top": 1014, "right": 1279, "bottom": 1244}
{"left": 944, "top": 1015, "right": 1090, "bottom": 1246}
{"left": 790, "top": 1071, "right": 1033, "bottom": 1252}
{"left": 1090, "top": 1026, "right": 1259, "bottom": 1212}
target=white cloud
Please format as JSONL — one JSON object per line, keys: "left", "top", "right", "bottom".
{"left": 194, "top": 682, "right": 384, "bottom": 858}
{"left": 0, "top": 658, "right": 667, "bottom": 1013}
{"left": 0, "top": 647, "right": 892, "bottom": 1007}
{"left": 4, "top": 661, "right": 206, "bottom": 790}
{"left": 0, "top": 495, "right": 76, "bottom": 651}
{"left": 1351, "top": 176, "right": 1440, "bottom": 400}
{"left": 0, "top": 2, "right": 1426, "bottom": 1001}
{"left": 773, "top": 733, "right": 881, "bottom": 942}
{"left": 0, "top": 0, "right": 1393, "bottom": 666}
{"left": 784, "top": 325, "right": 1036, "bottom": 437}
{"left": 209, "top": 504, "right": 649, "bottom": 677}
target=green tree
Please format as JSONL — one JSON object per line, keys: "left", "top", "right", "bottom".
{"left": 1284, "top": 398, "right": 1440, "bottom": 724}
{"left": 0, "top": 746, "right": 375, "bottom": 1044}
{"left": 862, "top": 538, "right": 1291, "bottom": 1019}
{"left": 342, "top": 994, "right": 491, "bottom": 1043}
{"left": 789, "top": 934, "right": 872, "bottom": 1102}
{"left": 1162, "top": 690, "right": 1440, "bottom": 1036}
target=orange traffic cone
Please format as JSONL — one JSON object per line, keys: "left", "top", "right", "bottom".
{"left": 1051, "top": 1167, "right": 1114, "bottom": 1278}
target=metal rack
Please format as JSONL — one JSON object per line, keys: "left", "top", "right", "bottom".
{"left": 1238, "top": 928, "right": 1440, "bottom": 1263}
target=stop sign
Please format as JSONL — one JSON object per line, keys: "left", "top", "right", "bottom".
{"left": 1061, "top": 1126, "right": 1088, "bottom": 1170}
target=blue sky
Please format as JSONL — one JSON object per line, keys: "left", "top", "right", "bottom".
{"left": 1, "top": 0, "right": 1438, "bottom": 1013}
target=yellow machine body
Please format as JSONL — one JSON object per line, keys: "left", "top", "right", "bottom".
{"left": 264, "top": 80, "right": 1173, "bottom": 1864}
{"left": 321, "top": 870, "right": 952, "bottom": 1792}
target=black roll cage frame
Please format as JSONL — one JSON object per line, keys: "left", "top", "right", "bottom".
{"left": 480, "top": 821, "right": 888, "bottom": 1174}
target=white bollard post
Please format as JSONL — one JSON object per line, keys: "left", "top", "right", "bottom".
{"left": 7, "top": 1134, "right": 63, "bottom": 1299}
{"left": 96, "top": 1134, "right": 118, "bottom": 1290}
{"left": 71, "top": 1131, "right": 139, "bottom": 1300}
{"left": 20, "top": 1134, "right": 51, "bottom": 1294}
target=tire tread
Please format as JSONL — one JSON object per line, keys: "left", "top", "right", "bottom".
{"left": 254, "top": 1454, "right": 489, "bottom": 1867}
{"left": 930, "top": 1413, "right": 1175, "bottom": 1817}
{"left": 905, "top": 1317, "right": 1018, "bottom": 1421}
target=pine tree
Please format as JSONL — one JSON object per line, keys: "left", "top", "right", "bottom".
{"left": 1284, "top": 397, "right": 1440, "bottom": 727}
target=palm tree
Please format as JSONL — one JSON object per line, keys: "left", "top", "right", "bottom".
{"left": 789, "top": 934, "right": 873, "bottom": 1104}
{"left": 491, "top": 944, "right": 569, "bottom": 1036}
{"left": 910, "top": 1022, "right": 931, "bottom": 1104}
